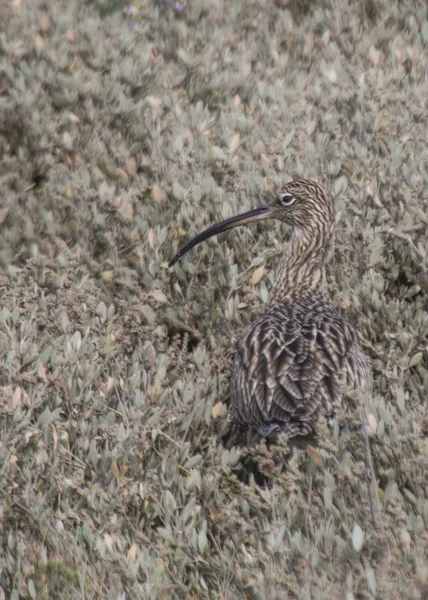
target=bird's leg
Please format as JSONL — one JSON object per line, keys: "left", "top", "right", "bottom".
{"left": 357, "top": 402, "right": 384, "bottom": 533}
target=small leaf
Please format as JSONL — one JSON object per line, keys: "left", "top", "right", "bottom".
{"left": 152, "top": 185, "right": 163, "bottom": 204}
{"left": 212, "top": 402, "right": 224, "bottom": 418}
{"left": 28, "top": 579, "right": 37, "bottom": 600}
{"left": 409, "top": 352, "right": 423, "bottom": 367}
{"left": 39, "top": 15, "right": 50, "bottom": 32}
{"left": 62, "top": 131, "right": 73, "bottom": 150}
{"left": 259, "top": 282, "right": 269, "bottom": 303}
{"left": 112, "top": 463, "right": 120, "bottom": 480}
{"left": 252, "top": 265, "right": 265, "bottom": 285}
{"left": 104, "top": 533, "right": 114, "bottom": 551}
{"left": 229, "top": 133, "right": 240, "bottom": 153}
{"left": 396, "top": 388, "right": 405, "bottom": 411}
{"left": 369, "top": 45, "right": 381, "bottom": 66}
{"left": 0, "top": 207, "right": 9, "bottom": 224}
{"left": 12, "top": 387, "right": 22, "bottom": 409}
{"left": 198, "top": 530, "right": 208, "bottom": 553}
{"left": 323, "top": 487, "right": 332, "bottom": 509}
{"left": 151, "top": 290, "right": 168, "bottom": 304}
{"left": 102, "top": 270, "right": 115, "bottom": 283}
{"left": 242, "top": 62, "right": 251, "bottom": 77}
{"left": 96, "top": 301, "right": 107, "bottom": 322}
{"left": 164, "top": 490, "right": 177, "bottom": 512}
{"left": 122, "top": 199, "right": 134, "bottom": 222}
{"left": 352, "top": 524, "right": 365, "bottom": 552}
{"left": 367, "top": 413, "right": 378, "bottom": 434}
{"left": 38, "top": 407, "right": 52, "bottom": 426}
{"left": 73, "top": 330, "right": 82, "bottom": 352}
{"left": 126, "top": 157, "right": 137, "bottom": 177}
{"left": 399, "top": 529, "right": 411, "bottom": 551}
{"left": 273, "top": 525, "right": 286, "bottom": 551}
{"left": 148, "top": 229, "right": 155, "bottom": 249}
{"left": 127, "top": 543, "right": 139, "bottom": 561}
{"left": 211, "top": 146, "right": 227, "bottom": 161}
{"left": 146, "top": 96, "right": 162, "bottom": 108}
{"left": 384, "top": 480, "right": 398, "bottom": 504}
{"left": 141, "top": 305, "right": 156, "bottom": 323}
{"left": 320, "top": 58, "right": 337, "bottom": 83}
{"left": 373, "top": 272, "right": 384, "bottom": 293}
{"left": 172, "top": 182, "right": 185, "bottom": 201}
{"left": 307, "top": 445, "right": 324, "bottom": 470}
{"left": 173, "top": 136, "right": 184, "bottom": 152}
{"left": 334, "top": 175, "right": 348, "bottom": 195}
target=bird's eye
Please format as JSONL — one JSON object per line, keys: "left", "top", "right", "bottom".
{"left": 278, "top": 193, "right": 295, "bottom": 206}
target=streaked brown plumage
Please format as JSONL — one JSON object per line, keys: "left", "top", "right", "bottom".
{"left": 170, "top": 179, "right": 371, "bottom": 438}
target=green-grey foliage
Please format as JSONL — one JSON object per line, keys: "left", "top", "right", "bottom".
{"left": 0, "top": 0, "right": 427, "bottom": 598}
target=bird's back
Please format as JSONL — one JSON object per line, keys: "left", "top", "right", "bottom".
{"left": 230, "top": 297, "right": 371, "bottom": 438}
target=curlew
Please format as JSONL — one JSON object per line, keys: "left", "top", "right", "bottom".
{"left": 170, "top": 179, "right": 371, "bottom": 439}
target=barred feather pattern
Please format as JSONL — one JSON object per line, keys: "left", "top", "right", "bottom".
{"left": 230, "top": 179, "right": 371, "bottom": 437}
{"left": 170, "top": 178, "right": 371, "bottom": 438}
{"left": 231, "top": 299, "right": 371, "bottom": 437}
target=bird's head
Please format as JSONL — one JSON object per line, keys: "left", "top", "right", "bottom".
{"left": 270, "top": 179, "right": 333, "bottom": 228}
{"left": 169, "top": 179, "right": 333, "bottom": 267}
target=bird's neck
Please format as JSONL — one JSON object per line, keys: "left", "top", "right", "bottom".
{"left": 268, "top": 224, "right": 334, "bottom": 305}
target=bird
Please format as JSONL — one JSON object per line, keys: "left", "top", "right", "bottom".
{"left": 170, "top": 179, "right": 371, "bottom": 439}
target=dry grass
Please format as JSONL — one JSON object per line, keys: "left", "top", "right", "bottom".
{"left": 1, "top": 0, "right": 428, "bottom": 597}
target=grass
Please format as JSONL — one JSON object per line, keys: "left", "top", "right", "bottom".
{"left": 0, "top": 0, "right": 428, "bottom": 597}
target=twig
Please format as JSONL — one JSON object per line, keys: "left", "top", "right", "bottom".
{"left": 304, "top": 475, "right": 313, "bottom": 540}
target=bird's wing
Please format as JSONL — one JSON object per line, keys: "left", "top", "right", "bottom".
{"left": 231, "top": 303, "right": 359, "bottom": 435}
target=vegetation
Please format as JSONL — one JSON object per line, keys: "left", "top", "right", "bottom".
{"left": 1, "top": 0, "right": 427, "bottom": 597}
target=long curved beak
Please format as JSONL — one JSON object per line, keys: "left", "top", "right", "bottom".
{"left": 170, "top": 204, "right": 275, "bottom": 267}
